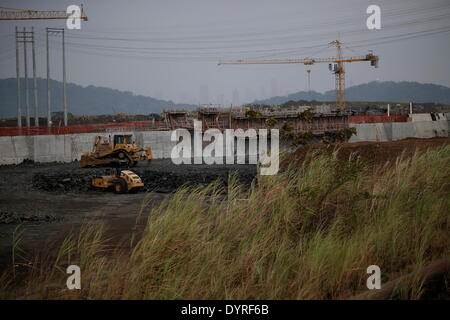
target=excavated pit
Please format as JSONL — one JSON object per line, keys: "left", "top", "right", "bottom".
{"left": 31, "top": 160, "right": 257, "bottom": 194}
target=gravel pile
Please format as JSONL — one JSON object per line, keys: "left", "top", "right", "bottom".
{"left": 32, "top": 164, "right": 257, "bottom": 194}
{"left": 32, "top": 170, "right": 99, "bottom": 193}
{"left": 138, "top": 168, "right": 256, "bottom": 193}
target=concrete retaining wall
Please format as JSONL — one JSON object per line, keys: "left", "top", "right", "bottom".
{"left": 349, "top": 118, "right": 449, "bottom": 143}
{"left": 0, "top": 131, "right": 174, "bottom": 165}
{"left": 1, "top": 116, "right": 449, "bottom": 165}
{"left": 0, "top": 130, "right": 262, "bottom": 165}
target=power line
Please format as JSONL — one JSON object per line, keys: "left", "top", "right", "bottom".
{"left": 33, "top": 23, "right": 450, "bottom": 61}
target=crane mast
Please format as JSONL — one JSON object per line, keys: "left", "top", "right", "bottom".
{"left": 331, "top": 40, "right": 345, "bottom": 108}
{"left": 218, "top": 40, "right": 379, "bottom": 108}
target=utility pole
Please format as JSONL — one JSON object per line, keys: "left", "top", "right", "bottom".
{"left": 46, "top": 28, "right": 68, "bottom": 127}
{"left": 32, "top": 27, "right": 38, "bottom": 127}
{"left": 15, "top": 27, "right": 21, "bottom": 127}
{"left": 16, "top": 27, "right": 34, "bottom": 127}
{"left": 46, "top": 28, "right": 51, "bottom": 127}
{"left": 23, "top": 27, "right": 30, "bottom": 127}
{"left": 62, "top": 29, "right": 67, "bottom": 126}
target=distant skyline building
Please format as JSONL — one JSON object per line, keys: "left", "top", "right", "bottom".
{"left": 270, "top": 78, "right": 279, "bottom": 97}
{"left": 245, "top": 88, "right": 253, "bottom": 104}
{"left": 259, "top": 86, "right": 267, "bottom": 100}
{"left": 216, "top": 93, "right": 225, "bottom": 107}
{"left": 154, "top": 89, "right": 164, "bottom": 100}
{"left": 179, "top": 91, "right": 187, "bottom": 103}
{"left": 199, "top": 84, "right": 209, "bottom": 104}
{"left": 232, "top": 89, "right": 240, "bottom": 106}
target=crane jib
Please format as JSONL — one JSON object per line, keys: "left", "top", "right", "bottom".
{"left": 217, "top": 40, "right": 379, "bottom": 108}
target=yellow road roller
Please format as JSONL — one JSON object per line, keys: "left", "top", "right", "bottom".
{"left": 92, "top": 168, "right": 144, "bottom": 193}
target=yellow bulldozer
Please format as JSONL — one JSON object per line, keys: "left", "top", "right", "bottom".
{"left": 80, "top": 134, "right": 152, "bottom": 168}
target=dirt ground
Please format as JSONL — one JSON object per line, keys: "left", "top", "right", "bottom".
{"left": 0, "top": 160, "right": 256, "bottom": 270}
{"left": 286, "top": 137, "right": 450, "bottom": 167}
{"left": 0, "top": 137, "right": 449, "bottom": 271}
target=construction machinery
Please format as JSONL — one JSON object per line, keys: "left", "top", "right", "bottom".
{"left": 80, "top": 134, "right": 152, "bottom": 168}
{"left": 92, "top": 168, "right": 144, "bottom": 194}
{"left": 218, "top": 40, "right": 379, "bottom": 108}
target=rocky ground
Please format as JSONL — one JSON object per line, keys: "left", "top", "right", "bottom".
{"left": 0, "top": 159, "right": 256, "bottom": 270}
{"left": 31, "top": 160, "right": 256, "bottom": 194}
{"left": 0, "top": 138, "right": 449, "bottom": 272}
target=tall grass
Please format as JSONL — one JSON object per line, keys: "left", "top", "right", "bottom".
{"left": 1, "top": 145, "right": 449, "bottom": 299}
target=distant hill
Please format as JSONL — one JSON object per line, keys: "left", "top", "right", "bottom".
{"left": 252, "top": 81, "right": 450, "bottom": 105}
{"left": 3, "top": 79, "right": 449, "bottom": 119}
{"left": 0, "top": 78, "right": 196, "bottom": 119}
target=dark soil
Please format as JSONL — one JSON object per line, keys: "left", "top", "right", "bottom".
{"left": 0, "top": 159, "right": 256, "bottom": 270}
{"left": 0, "top": 211, "right": 59, "bottom": 224}
{"left": 285, "top": 137, "right": 450, "bottom": 168}
{"left": 0, "top": 138, "right": 448, "bottom": 297}
{"left": 31, "top": 160, "right": 257, "bottom": 194}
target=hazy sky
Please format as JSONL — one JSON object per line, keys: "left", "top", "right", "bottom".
{"left": 1, "top": 0, "right": 450, "bottom": 106}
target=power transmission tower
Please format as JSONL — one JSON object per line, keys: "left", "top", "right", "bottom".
{"left": 46, "top": 28, "right": 68, "bottom": 127}
{"left": 6, "top": 5, "right": 88, "bottom": 127}
{"left": 15, "top": 27, "right": 37, "bottom": 127}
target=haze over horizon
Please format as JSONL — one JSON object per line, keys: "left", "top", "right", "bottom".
{"left": 1, "top": 0, "right": 449, "bottom": 107}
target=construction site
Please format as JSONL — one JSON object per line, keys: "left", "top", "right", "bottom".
{"left": 0, "top": 1, "right": 449, "bottom": 302}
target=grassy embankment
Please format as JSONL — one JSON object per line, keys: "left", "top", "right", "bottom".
{"left": 1, "top": 145, "right": 449, "bottom": 299}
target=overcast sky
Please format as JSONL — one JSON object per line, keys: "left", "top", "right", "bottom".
{"left": 1, "top": 0, "right": 450, "bottom": 106}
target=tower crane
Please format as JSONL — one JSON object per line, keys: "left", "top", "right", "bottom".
{"left": 218, "top": 40, "right": 379, "bottom": 108}
{"left": 0, "top": 5, "right": 87, "bottom": 21}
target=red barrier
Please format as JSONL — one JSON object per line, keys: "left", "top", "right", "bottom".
{"left": 348, "top": 115, "right": 408, "bottom": 123}
{"left": 0, "top": 115, "right": 410, "bottom": 136}
{"left": 0, "top": 121, "right": 168, "bottom": 136}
